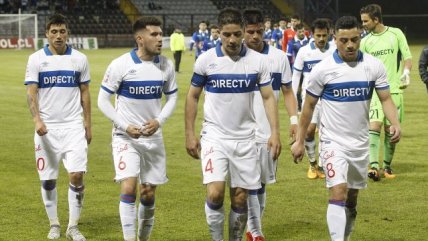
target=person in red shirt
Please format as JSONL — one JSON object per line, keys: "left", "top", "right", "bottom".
{"left": 282, "top": 14, "right": 301, "bottom": 52}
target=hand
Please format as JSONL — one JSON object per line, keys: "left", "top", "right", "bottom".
{"left": 126, "top": 124, "right": 143, "bottom": 139}
{"left": 267, "top": 133, "right": 281, "bottom": 160}
{"left": 35, "top": 119, "right": 48, "bottom": 136}
{"left": 291, "top": 141, "right": 305, "bottom": 164}
{"left": 389, "top": 125, "right": 401, "bottom": 143}
{"left": 186, "top": 135, "right": 201, "bottom": 159}
{"left": 399, "top": 69, "right": 410, "bottom": 89}
{"left": 140, "top": 119, "right": 160, "bottom": 136}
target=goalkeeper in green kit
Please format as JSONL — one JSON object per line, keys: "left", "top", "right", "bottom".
{"left": 360, "top": 4, "right": 412, "bottom": 181}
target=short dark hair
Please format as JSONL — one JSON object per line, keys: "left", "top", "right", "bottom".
{"left": 133, "top": 16, "right": 162, "bottom": 34}
{"left": 335, "top": 16, "right": 361, "bottom": 32}
{"left": 209, "top": 24, "right": 219, "bottom": 30}
{"left": 46, "top": 14, "right": 68, "bottom": 31}
{"left": 243, "top": 9, "right": 264, "bottom": 25}
{"left": 218, "top": 8, "right": 243, "bottom": 28}
{"left": 360, "top": 4, "right": 383, "bottom": 23}
{"left": 311, "top": 18, "right": 329, "bottom": 32}
{"left": 291, "top": 14, "right": 300, "bottom": 20}
{"left": 295, "top": 23, "right": 304, "bottom": 30}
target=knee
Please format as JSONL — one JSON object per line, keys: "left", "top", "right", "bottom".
{"left": 41, "top": 180, "right": 56, "bottom": 191}
{"left": 207, "top": 188, "right": 225, "bottom": 204}
{"left": 140, "top": 183, "right": 156, "bottom": 203}
{"left": 231, "top": 189, "right": 248, "bottom": 208}
{"left": 69, "top": 172, "right": 84, "bottom": 186}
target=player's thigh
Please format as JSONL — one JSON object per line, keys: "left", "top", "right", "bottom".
{"left": 320, "top": 149, "right": 348, "bottom": 188}
{"left": 200, "top": 137, "right": 229, "bottom": 184}
{"left": 257, "top": 142, "right": 277, "bottom": 184}
{"left": 35, "top": 130, "right": 62, "bottom": 180}
{"left": 63, "top": 127, "right": 88, "bottom": 173}
{"left": 347, "top": 150, "right": 369, "bottom": 189}
{"left": 369, "top": 97, "right": 384, "bottom": 123}
{"left": 385, "top": 93, "right": 404, "bottom": 125}
{"left": 140, "top": 140, "right": 168, "bottom": 185}
{"left": 229, "top": 139, "right": 260, "bottom": 190}
{"left": 112, "top": 137, "right": 140, "bottom": 182}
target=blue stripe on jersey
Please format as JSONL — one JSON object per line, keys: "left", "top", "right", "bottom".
{"left": 191, "top": 72, "right": 207, "bottom": 87}
{"left": 322, "top": 81, "right": 375, "bottom": 102}
{"left": 101, "top": 85, "right": 115, "bottom": 94}
{"left": 293, "top": 66, "right": 303, "bottom": 72}
{"left": 38, "top": 70, "right": 81, "bottom": 88}
{"left": 164, "top": 88, "right": 178, "bottom": 95}
{"left": 303, "top": 60, "right": 321, "bottom": 72}
{"left": 205, "top": 73, "right": 258, "bottom": 93}
{"left": 117, "top": 80, "right": 164, "bottom": 99}
{"left": 24, "top": 80, "right": 39, "bottom": 85}
{"left": 271, "top": 72, "right": 282, "bottom": 90}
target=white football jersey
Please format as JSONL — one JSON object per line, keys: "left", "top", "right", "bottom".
{"left": 307, "top": 50, "right": 389, "bottom": 151}
{"left": 101, "top": 49, "right": 177, "bottom": 139}
{"left": 293, "top": 41, "right": 336, "bottom": 91}
{"left": 253, "top": 44, "right": 292, "bottom": 141}
{"left": 191, "top": 44, "right": 271, "bottom": 140}
{"left": 24, "top": 45, "right": 90, "bottom": 128}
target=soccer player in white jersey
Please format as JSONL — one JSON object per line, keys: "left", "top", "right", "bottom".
{"left": 242, "top": 9, "right": 298, "bottom": 241}
{"left": 292, "top": 18, "right": 336, "bottom": 179}
{"left": 291, "top": 16, "right": 400, "bottom": 241}
{"left": 98, "top": 17, "right": 177, "bottom": 241}
{"left": 25, "top": 14, "right": 91, "bottom": 241}
{"left": 185, "top": 8, "right": 281, "bottom": 241}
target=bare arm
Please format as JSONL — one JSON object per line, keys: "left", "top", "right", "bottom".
{"left": 281, "top": 84, "right": 298, "bottom": 143}
{"left": 185, "top": 85, "right": 203, "bottom": 159}
{"left": 260, "top": 85, "right": 281, "bottom": 160}
{"left": 79, "top": 83, "right": 92, "bottom": 144}
{"left": 26, "top": 84, "right": 47, "bottom": 136}
{"left": 377, "top": 89, "right": 401, "bottom": 143}
{"left": 291, "top": 93, "right": 318, "bottom": 163}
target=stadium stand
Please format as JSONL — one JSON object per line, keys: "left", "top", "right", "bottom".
{"left": 129, "top": 0, "right": 219, "bottom": 35}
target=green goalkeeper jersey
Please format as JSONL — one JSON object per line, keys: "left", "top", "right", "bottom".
{"left": 360, "top": 26, "right": 412, "bottom": 94}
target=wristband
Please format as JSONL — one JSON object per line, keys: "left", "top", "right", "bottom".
{"left": 403, "top": 68, "right": 410, "bottom": 75}
{"left": 290, "top": 115, "right": 298, "bottom": 125}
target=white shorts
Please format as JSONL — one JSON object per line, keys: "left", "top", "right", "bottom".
{"left": 112, "top": 136, "right": 168, "bottom": 185}
{"left": 200, "top": 137, "right": 260, "bottom": 190}
{"left": 35, "top": 127, "right": 88, "bottom": 180}
{"left": 319, "top": 147, "right": 369, "bottom": 189}
{"left": 257, "top": 142, "right": 277, "bottom": 184}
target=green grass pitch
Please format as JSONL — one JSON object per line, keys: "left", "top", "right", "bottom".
{"left": 0, "top": 45, "right": 427, "bottom": 240}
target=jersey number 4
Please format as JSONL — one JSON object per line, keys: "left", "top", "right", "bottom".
{"left": 205, "top": 159, "right": 214, "bottom": 173}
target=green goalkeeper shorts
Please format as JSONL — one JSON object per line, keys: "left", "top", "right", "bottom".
{"left": 369, "top": 93, "right": 403, "bottom": 124}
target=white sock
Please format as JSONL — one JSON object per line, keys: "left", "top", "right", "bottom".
{"left": 257, "top": 185, "right": 266, "bottom": 218}
{"left": 68, "top": 183, "right": 84, "bottom": 227}
{"left": 138, "top": 200, "right": 155, "bottom": 241}
{"left": 247, "top": 191, "right": 262, "bottom": 237}
{"left": 41, "top": 185, "right": 59, "bottom": 226}
{"left": 120, "top": 194, "right": 137, "bottom": 240}
{"left": 205, "top": 201, "right": 224, "bottom": 241}
{"left": 229, "top": 206, "right": 247, "bottom": 241}
{"left": 305, "top": 139, "right": 316, "bottom": 163}
{"left": 345, "top": 207, "right": 357, "bottom": 240}
{"left": 327, "top": 200, "right": 346, "bottom": 241}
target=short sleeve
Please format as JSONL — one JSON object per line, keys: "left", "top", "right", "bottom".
{"left": 306, "top": 64, "right": 324, "bottom": 97}
{"left": 293, "top": 48, "right": 305, "bottom": 72}
{"left": 190, "top": 55, "right": 208, "bottom": 87}
{"left": 163, "top": 59, "right": 178, "bottom": 95}
{"left": 79, "top": 55, "right": 91, "bottom": 84}
{"left": 100, "top": 60, "right": 123, "bottom": 94}
{"left": 24, "top": 54, "right": 39, "bottom": 85}
{"left": 258, "top": 56, "right": 271, "bottom": 87}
